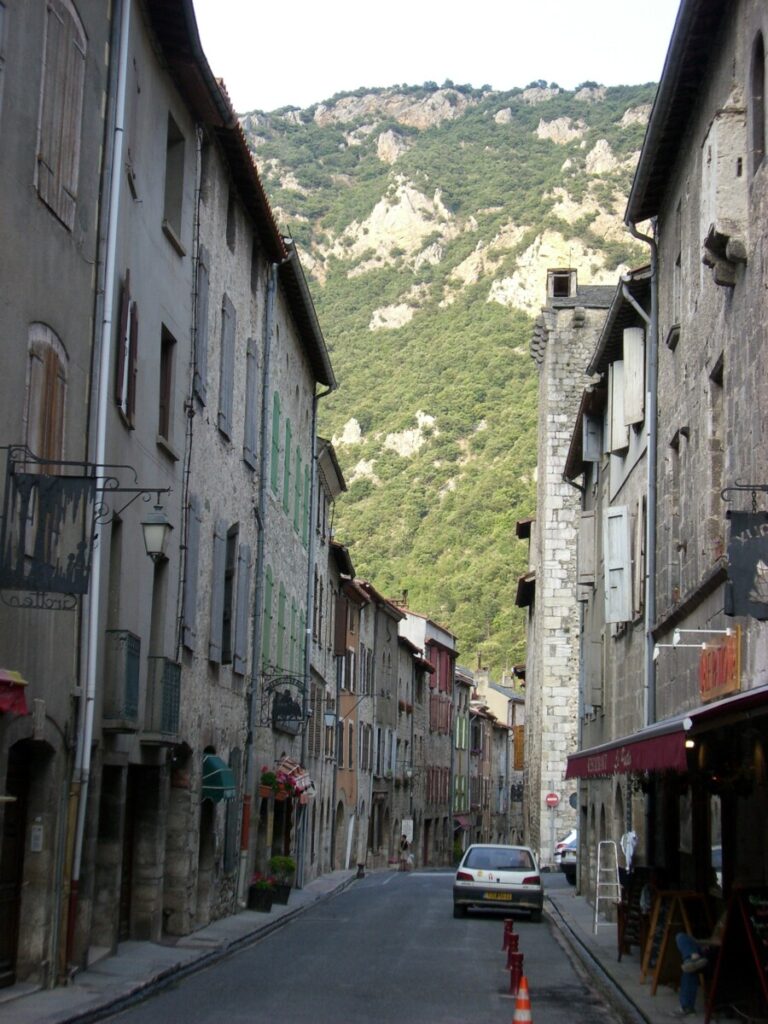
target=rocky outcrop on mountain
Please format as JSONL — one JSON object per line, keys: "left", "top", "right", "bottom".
{"left": 536, "top": 117, "right": 586, "bottom": 144}
{"left": 313, "top": 87, "right": 476, "bottom": 130}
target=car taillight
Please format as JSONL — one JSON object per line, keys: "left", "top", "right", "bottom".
{"left": 522, "top": 875, "right": 540, "bottom": 885}
{"left": 456, "top": 871, "right": 474, "bottom": 881}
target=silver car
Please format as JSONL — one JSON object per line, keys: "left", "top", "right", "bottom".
{"left": 453, "top": 843, "right": 544, "bottom": 920}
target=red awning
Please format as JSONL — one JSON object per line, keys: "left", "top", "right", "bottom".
{"left": 454, "top": 814, "right": 471, "bottom": 830}
{"left": 565, "top": 718, "right": 689, "bottom": 779}
{"left": 0, "top": 669, "right": 29, "bottom": 717}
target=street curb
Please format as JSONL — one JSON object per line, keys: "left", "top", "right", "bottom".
{"left": 546, "top": 897, "right": 650, "bottom": 1024}
{"left": 59, "top": 873, "right": 360, "bottom": 1024}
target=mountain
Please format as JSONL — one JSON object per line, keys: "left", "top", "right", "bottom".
{"left": 240, "top": 80, "right": 656, "bottom": 675}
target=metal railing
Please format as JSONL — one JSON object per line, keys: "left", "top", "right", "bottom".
{"left": 103, "top": 629, "right": 140, "bottom": 723}
{"left": 145, "top": 656, "right": 180, "bottom": 736}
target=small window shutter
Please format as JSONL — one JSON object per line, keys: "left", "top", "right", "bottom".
{"left": 243, "top": 338, "right": 257, "bottom": 468}
{"left": 623, "top": 327, "right": 645, "bottom": 425}
{"left": 578, "top": 510, "right": 596, "bottom": 588}
{"left": 182, "top": 493, "right": 201, "bottom": 650}
{"left": 609, "top": 361, "right": 629, "bottom": 452}
{"left": 127, "top": 299, "right": 138, "bottom": 423}
{"left": 334, "top": 594, "right": 348, "bottom": 655}
{"left": 218, "top": 295, "right": 236, "bottom": 438}
{"left": 583, "top": 413, "right": 602, "bottom": 462}
{"left": 194, "top": 247, "right": 209, "bottom": 404}
{"left": 233, "top": 542, "right": 251, "bottom": 675}
{"left": 294, "top": 448, "right": 302, "bottom": 530}
{"left": 633, "top": 496, "right": 646, "bottom": 618}
{"left": 115, "top": 270, "right": 130, "bottom": 412}
{"left": 603, "top": 505, "right": 632, "bottom": 622}
{"left": 262, "top": 567, "right": 273, "bottom": 669}
{"left": 208, "top": 518, "right": 227, "bottom": 662}
{"left": 283, "top": 419, "right": 292, "bottom": 514}
{"left": 270, "top": 392, "right": 281, "bottom": 493}
{"left": 302, "top": 466, "right": 310, "bottom": 547}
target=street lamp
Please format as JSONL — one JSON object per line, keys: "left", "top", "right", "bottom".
{"left": 141, "top": 503, "right": 173, "bottom": 562}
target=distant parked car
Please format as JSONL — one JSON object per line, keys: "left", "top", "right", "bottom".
{"left": 453, "top": 844, "right": 543, "bottom": 921}
{"left": 554, "top": 828, "right": 577, "bottom": 868}
{"left": 559, "top": 838, "right": 577, "bottom": 884}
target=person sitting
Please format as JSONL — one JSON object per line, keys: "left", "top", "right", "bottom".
{"left": 672, "top": 912, "right": 726, "bottom": 1017}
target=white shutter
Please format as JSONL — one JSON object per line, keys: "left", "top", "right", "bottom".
{"left": 609, "top": 362, "right": 629, "bottom": 452}
{"left": 578, "top": 510, "right": 596, "bottom": 587}
{"left": 243, "top": 338, "right": 257, "bottom": 468}
{"left": 603, "top": 505, "right": 632, "bottom": 622}
{"left": 182, "top": 494, "right": 201, "bottom": 650}
{"left": 583, "top": 414, "right": 602, "bottom": 462}
{"left": 233, "top": 543, "right": 251, "bottom": 675}
{"left": 623, "top": 327, "right": 645, "bottom": 425}
{"left": 208, "top": 518, "right": 226, "bottom": 662}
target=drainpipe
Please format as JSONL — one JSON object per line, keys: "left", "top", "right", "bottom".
{"left": 297, "top": 383, "right": 332, "bottom": 889}
{"left": 624, "top": 220, "right": 659, "bottom": 728}
{"left": 239, "top": 259, "right": 282, "bottom": 903}
{"left": 66, "top": 0, "right": 131, "bottom": 970}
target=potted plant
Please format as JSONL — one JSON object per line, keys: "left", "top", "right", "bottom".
{"left": 259, "top": 767, "right": 278, "bottom": 798}
{"left": 269, "top": 855, "right": 296, "bottom": 904}
{"left": 247, "top": 872, "right": 275, "bottom": 912}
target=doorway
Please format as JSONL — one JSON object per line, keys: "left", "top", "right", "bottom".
{"left": 0, "top": 744, "right": 30, "bottom": 986}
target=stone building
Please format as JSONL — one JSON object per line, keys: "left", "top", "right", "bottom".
{"left": 518, "top": 271, "right": 613, "bottom": 866}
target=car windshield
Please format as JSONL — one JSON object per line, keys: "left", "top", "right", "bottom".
{"left": 464, "top": 847, "right": 534, "bottom": 871}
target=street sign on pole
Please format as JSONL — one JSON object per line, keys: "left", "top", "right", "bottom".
{"left": 545, "top": 792, "right": 559, "bottom": 808}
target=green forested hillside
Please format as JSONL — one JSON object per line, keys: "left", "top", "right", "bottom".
{"left": 241, "top": 81, "right": 656, "bottom": 673}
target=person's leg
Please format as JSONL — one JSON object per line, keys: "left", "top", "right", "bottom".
{"left": 675, "top": 934, "right": 701, "bottom": 1011}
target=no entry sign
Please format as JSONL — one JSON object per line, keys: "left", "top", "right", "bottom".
{"left": 545, "top": 792, "right": 559, "bottom": 808}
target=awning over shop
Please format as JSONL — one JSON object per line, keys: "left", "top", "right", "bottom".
{"left": 454, "top": 814, "right": 471, "bottom": 830}
{"left": 566, "top": 684, "right": 768, "bottom": 780}
{"left": 0, "top": 669, "right": 29, "bottom": 716}
{"left": 202, "top": 754, "right": 236, "bottom": 802}
{"left": 565, "top": 717, "right": 689, "bottom": 779}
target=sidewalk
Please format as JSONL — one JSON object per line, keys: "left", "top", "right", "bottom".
{"left": 0, "top": 870, "right": 358, "bottom": 1024}
{"left": 547, "top": 886, "right": 701, "bottom": 1023}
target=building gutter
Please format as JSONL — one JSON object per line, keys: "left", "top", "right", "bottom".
{"left": 624, "top": 220, "right": 659, "bottom": 729}
{"left": 67, "top": 0, "right": 131, "bottom": 970}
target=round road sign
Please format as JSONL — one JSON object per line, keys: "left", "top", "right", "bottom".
{"left": 545, "top": 792, "right": 559, "bottom": 808}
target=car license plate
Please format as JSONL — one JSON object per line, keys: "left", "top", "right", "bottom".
{"left": 484, "top": 892, "right": 512, "bottom": 901}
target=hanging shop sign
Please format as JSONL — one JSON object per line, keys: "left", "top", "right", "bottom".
{"left": 725, "top": 510, "right": 768, "bottom": 620}
{"left": 699, "top": 626, "right": 741, "bottom": 704}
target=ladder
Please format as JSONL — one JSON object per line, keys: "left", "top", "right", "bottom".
{"left": 593, "top": 840, "right": 622, "bottom": 934}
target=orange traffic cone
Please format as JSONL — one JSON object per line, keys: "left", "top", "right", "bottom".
{"left": 512, "top": 975, "right": 532, "bottom": 1023}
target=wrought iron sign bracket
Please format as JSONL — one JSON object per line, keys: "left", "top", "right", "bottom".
{"left": 721, "top": 481, "right": 768, "bottom": 513}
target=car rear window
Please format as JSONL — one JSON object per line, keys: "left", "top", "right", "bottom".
{"left": 465, "top": 848, "right": 534, "bottom": 871}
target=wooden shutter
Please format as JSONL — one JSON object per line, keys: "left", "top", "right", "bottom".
{"left": 633, "top": 496, "right": 646, "bottom": 618}
{"left": 194, "top": 247, "right": 209, "bottom": 404}
{"left": 115, "top": 270, "right": 130, "bottom": 413}
{"left": 182, "top": 493, "right": 201, "bottom": 650}
{"left": 604, "top": 505, "right": 632, "bottom": 622}
{"left": 243, "top": 338, "right": 257, "bottom": 468}
{"left": 294, "top": 448, "right": 302, "bottom": 530}
{"left": 513, "top": 725, "right": 524, "bottom": 770}
{"left": 623, "top": 327, "right": 645, "bottom": 426}
{"left": 334, "top": 594, "right": 348, "bottom": 655}
{"left": 218, "top": 294, "right": 235, "bottom": 438}
{"left": 282, "top": 419, "right": 292, "bottom": 513}
{"left": 37, "top": 0, "right": 86, "bottom": 229}
{"left": 578, "top": 510, "right": 596, "bottom": 588}
{"left": 583, "top": 413, "right": 602, "bottom": 462}
{"left": 233, "top": 542, "right": 251, "bottom": 675}
{"left": 302, "top": 466, "right": 310, "bottom": 547}
{"left": 127, "top": 298, "right": 138, "bottom": 423}
{"left": 262, "top": 566, "right": 273, "bottom": 669}
{"left": 609, "top": 361, "right": 629, "bottom": 452}
{"left": 208, "top": 518, "right": 226, "bottom": 662}
{"left": 270, "top": 392, "right": 280, "bottom": 493}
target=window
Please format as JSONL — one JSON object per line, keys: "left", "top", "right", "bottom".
{"left": 125, "top": 57, "right": 141, "bottom": 197}
{"left": 270, "top": 392, "right": 281, "bottom": 494}
{"left": 348, "top": 722, "right": 354, "bottom": 768}
{"left": 547, "top": 268, "right": 575, "bottom": 298}
{"left": 162, "top": 113, "right": 185, "bottom": 250}
{"left": 707, "top": 358, "right": 725, "bottom": 560}
{"left": 226, "top": 188, "right": 236, "bottom": 251}
{"left": 182, "top": 494, "right": 202, "bottom": 651}
{"left": 218, "top": 295, "right": 236, "bottom": 439}
{"left": 250, "top": 237, "right": 260, "bottom": 295}
{"left": 158, "top": 326, "right": 175, "bottom": 446}
{"left": 337, "top": 720, "right": 344, "bottom": 768}
{"left": 282, "top": 419, "right": 292, "bottom": 515}
{"left": 193, "top": 247, "right": 210, "bottom": 405}
{"left": 221, "top": 525, "right": 238, "bottom": 665}
{"left": 751, "top": 32, "right": 765, "bottom": 175}
{"left": 294, "top": 448, "right": 302, "bottom": 531}
{"left": 115, "top": 270, "right": 138, "bottom": 426}
{"left": 290, "top": 599, "right": 297, "bottom": 672}
{"left": 208, "top": 519, "right": 228, "bottom": 664}
{"left": 25, "top": 324, "right": 67, "bottom": 465}
{"left": 36, "top": 0, "right": 86, "bottom": 229}
{"left": 243, "top": 338, "right": 258, "bottom": 469}
{"left": 277, "top": 583, "right": 286, "bottom": 671}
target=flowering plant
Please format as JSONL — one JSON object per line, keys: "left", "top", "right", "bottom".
{"left": 249, "top": 872, "right": 276, "bottom": 891}
{"left": 260, "top": 767, "right": 278, "bottom": 789}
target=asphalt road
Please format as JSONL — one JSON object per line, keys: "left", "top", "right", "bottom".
{"left": 106, "top": 870, "right": 615, "bottom": 1024}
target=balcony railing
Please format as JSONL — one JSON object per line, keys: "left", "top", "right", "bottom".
{"left": 103, "top": 630, "right": 140, "bottom": 727}
{"left": 145, "top": 656, "right": 181, "bottom": 737}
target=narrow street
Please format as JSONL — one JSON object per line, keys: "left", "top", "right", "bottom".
{"left": 104, "top": 873, "right": 619, "bottom": 1024}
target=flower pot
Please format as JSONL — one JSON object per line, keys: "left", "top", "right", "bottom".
{"left": 258, "top": 785, "right": 274, "bottom": 799}
{"left": 271, "top": 882, "right": 291, "bottom": 905}
{"left": 247, "top": 886, "right": 274, "bottom": 912}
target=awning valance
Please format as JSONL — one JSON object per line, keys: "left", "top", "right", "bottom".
{"left": 202, "top": 754, "right": 236, "bottom": 802}
{"left": 0, "top": 669, "right": 29, "bottom": 717}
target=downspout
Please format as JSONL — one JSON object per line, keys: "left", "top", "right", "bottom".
{"left": 67, "top": 0, "right": 131, "bottom": 969}
{"left": 239, "top": 258, "right": 282, "bottom": 903}
{"left": 623, "top": 220, "right": 659, "bottom": 728}
{"left": 297, "top": 383, "right": 333, "bottom": 889}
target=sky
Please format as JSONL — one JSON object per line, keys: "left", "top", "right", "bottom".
{"left": 192, "top": 0, "right": 682, "bottom": 114}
